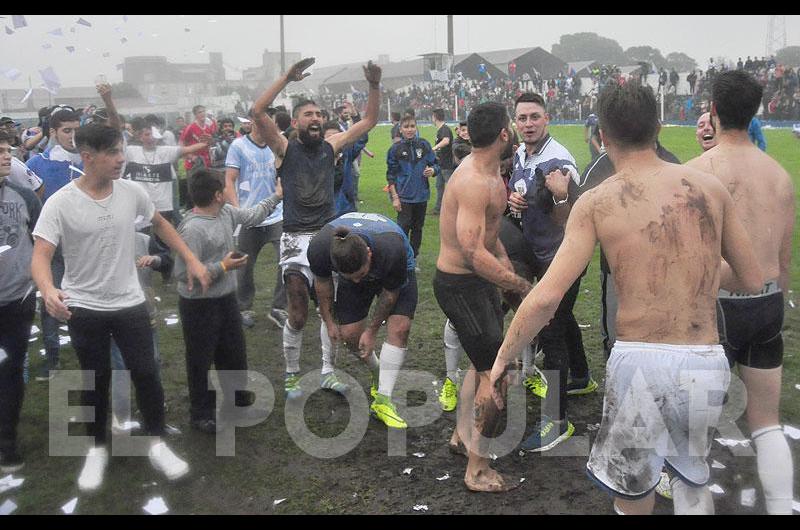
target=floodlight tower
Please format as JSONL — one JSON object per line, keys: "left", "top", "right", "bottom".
{"left": 766, "top": 15, "right": 787, "bottom": 57}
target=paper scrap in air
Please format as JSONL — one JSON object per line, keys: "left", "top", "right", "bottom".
{"left": 143, "top": 497, "right": 168, "bottom": 515}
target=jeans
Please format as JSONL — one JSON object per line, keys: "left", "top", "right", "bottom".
{"left": 68, "top": 304, "right": 165, "bottom": 444}
{"left": 236, "top": 223, "right": 287, "bottom": 313}
{"left": 41, "top": 250, "right": 65, "bottom": 365}
{"left": 434, "top": 168, "right": 454, "bottom": 213}
{"left": 178, "top": 294, "right": 248, "bottom": 422}
{"left": 0, "top": 296, "right": 36, "bottom": 452}
{"left": 110, "top": 327, "right": 161, "bottom": 421}
{"left": 397, "top": 202, "right": 427, "bottom": 258}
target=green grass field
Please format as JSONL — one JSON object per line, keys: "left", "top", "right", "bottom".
{"left": 7, "top": 124, "right": 800, "bottom": 514}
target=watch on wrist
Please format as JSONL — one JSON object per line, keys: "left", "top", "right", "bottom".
{"left": 553, "top": 194, "right": 569, "bottom": 206}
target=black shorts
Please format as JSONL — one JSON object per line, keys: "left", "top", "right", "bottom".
{"left": 717, "top": 284, "right": 784, "bottom": 369}
{"left": 335, "top": 271, "right": 418, "bottom": 325}
{"left": 433, "top": 270, "right": 504, "bottom": 372}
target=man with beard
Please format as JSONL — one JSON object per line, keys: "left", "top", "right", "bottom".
{"left": 434, "top": 102, "right": 531, "bottom": 492}
{"left": 252, "top": 58, "right": 382, "bottom": 400}
{"left": 696, "top": 112, "right": 717, "bottom": 152}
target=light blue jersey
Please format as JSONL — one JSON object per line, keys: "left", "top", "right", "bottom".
{"left": 225, "top": 135, "right": 283, "bottom": 227}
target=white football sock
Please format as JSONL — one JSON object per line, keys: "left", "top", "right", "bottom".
{"left": 282, "top": 322, "right": 302, "bottom": 374}
{"left": 671, "top": 477, "right": 714, "bottom": 515}
{"left": 320, "top": 321, "right": 334, "bottom": 376}
{"left": 753, "top": 425, "right": 794, "bottom": 515}
{"left": 443, "top": 319, "right": 462, "bottom": 383}
{"left": 378, "top": 343, "right": 407, "bottom": 398}
{"left": 522, "top": 344, "right": 534, "bottom": 376}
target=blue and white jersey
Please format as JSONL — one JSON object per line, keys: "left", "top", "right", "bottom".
{"left": 329, "top": 213, "right": 415, "bottom": 273}
{"left": 225, "top": 135, "right": 283, "bottom": 227}
{"left": 508, "top": 136, "right": 579, "bottom": 263}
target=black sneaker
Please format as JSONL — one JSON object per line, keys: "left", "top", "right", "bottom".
{"left": 0, "top": 449, "right": 24, "bottom": 473}
{"left": 35, "top": 359, "right": 60, "bottom": 382}
{"left": 190, "top": 419, "right": 221, "bottom": 435}
{"left": 268, "top": 309, "right": 288, "bottom": 329}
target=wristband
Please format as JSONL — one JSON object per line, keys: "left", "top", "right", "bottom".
{"left": 220, "top": 261, "right": 227, "bottom": 273}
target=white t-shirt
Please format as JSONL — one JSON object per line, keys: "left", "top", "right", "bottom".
{"left": 123, "top": 145, "right": 181, "bottom": 212}
{"left": 33, "top": 179, "right": 156, "bottom": 312}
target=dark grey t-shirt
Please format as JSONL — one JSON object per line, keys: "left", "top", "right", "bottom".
{"left": 278, "top": 138, "right": 336, "bottom": 233}
{"left": 0, "top": 181, "right": 41, "bottom": 304}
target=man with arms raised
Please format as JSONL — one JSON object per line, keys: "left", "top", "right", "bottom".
{"left": 490, "top": 83, "right": 762, "bottom": 515}
{"left": 434, "top": 102, "right": 532, "bottom": 492}
{"left": 687, "top": 70, "right": 795, "bottom": 515}
{"left": 251, "top": 58, "right": 382, "bottom": 399}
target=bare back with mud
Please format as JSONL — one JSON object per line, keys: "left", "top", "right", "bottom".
{"left": 584, "top": 162, "right": 729, "bottom": 345}
{"left": 688, "top": 143, "right": 794, "bottom": 285}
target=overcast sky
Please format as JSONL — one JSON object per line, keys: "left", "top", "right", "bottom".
{"left": 0, "top": 14, "right": 797, "bottom": 89}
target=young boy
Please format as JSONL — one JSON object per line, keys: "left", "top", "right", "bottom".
{"left": 386, "top": 116, "right": 439, "bottom": 259}
{"left": 174, "top": 169, "right": 282, "bottom": 434}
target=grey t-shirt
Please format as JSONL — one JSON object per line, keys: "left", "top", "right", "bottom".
{"left": 174, "top": 195, "right": 281, "bottom": 300}
{"left": 0, "top": 181, "right": 41, "bottom": 304}
{"left": 33, "top": 179, "right": 156, "bottom": 311}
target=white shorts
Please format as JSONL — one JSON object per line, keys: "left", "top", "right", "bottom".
{"left": 279, "top": 232, "right": 317, "bottom": 288}
{"left": 587, "top": 341, "right": 730, "bottom": 499}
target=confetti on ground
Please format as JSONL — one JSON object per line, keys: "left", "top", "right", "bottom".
{"left": 740, "top": 488, "right": 756, "bottom": 508}
{"left": 412, "top": 504, "right": 428, "bottom": 512}
{"left": 711, "top": 460, "right": 726, "bottom": 469}
{"left": 30, "top": 325, "right": 40, "bottom": 335}
{"left": 0, "top": 475, "right": 24, "bottom": 495}
{"left": 783, "top": 425, "right": 800, "bottom": 440}
{"left": 412, "top": 452, "right": 425, "bottom": 458}
{"left": 402, "top": 468, "right": 412, "bottom": 475}
{"left": 789, "top": 300, "right": 796, "bottom": 309}
{"left": 709, "top": 484, "right": 725, "bottom": 495}
{"left": 435, "top": 473, "right": 450, "bottom": 481}
{"left": 165, "top": 318, "right": 179, "bottom": 326}
{"left": 0, "top": 499, "right": 17, "bottom": 515}
{"left": 578, "top": 324, "right": 591, "bottom": 329}
{"left": 61, "top": 497, "right": 78, "bottom": 514}
{"left": 59, "top": 336, "right": 71, "bottom": 346}
{"left": 714, "top": 437, "right": 750, "bottom": 448}
{"left": 273, "top": 499, "right": 286, "bottom": 506}
{"left": 143, "top": 497, "right": 169, "bottom": 515}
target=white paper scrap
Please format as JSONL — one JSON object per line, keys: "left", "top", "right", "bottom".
{"left": 578, "top": 324, "right": 591, "bottom": 329}
{"left": 0, "top": 499, "right": 17, "bottom": 515}
{"left": 59, "top": 336, "right": 71, "bottom": 345}
{"left": 59, "top": 326, "right": 68, "bottom": 332}
{"left": 436, "top": 473, "right": 450, "bottom": 481}
{"left": 19, "top": 89, "right": 33, "bottom": 104}
{"left": 402, "top": 468, "right": 412, "bottom": 475}
{"left": 714, "top": 437, "right": 750, "bottom": 448}
{"left": 709, "top": 484, "right": 724, "bottom": 495}
{"left": 143, "top": 497, "right": 169, "bottom": 515}
{"left": 783, "top": 425, "right": 800, "bottom": 440}
{"left": 412, "top": 452, "right": 425, "bottom": 458}
{"left": 711, "top": 460, "right": 726, "bottom": 469}
{"left": 740, "top": 488, "right": 756, "bottom": 508}
{"left": 273, "top": 498, "right": 286, "bottom": 506}
{"left": 0, "top": 475, "right": 24, "bottom": 494}
{"left": 790, "top": 300, "right": 796, "bottom": 309}
{"left": 412, "top": 504, "right": 428, "bottom": 512}
{"left": 61, "top": 497, "right": 78, "bottom": 514}
{"left": 795, "top": 384, "right": 800, "bottom": 391}
{"left": 165, "top": 318, "right": 179, "bottom": 326}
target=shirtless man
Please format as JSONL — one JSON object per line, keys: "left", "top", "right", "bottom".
{"left": 695, "top": 112, "right": 717, "bottom": 152}
{"left": 489, "top": 83, "right": 762, "bottom": 515}
{"left": 687, "top": 70, "right": 795, "bottom": 515}
{"left": 433, "top": 102, "right": 532, "bottom": 492}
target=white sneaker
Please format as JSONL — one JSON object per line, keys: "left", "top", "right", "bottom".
{"left": 78, "top": 446, "right": 109, "bottom": 492}
{"left": 148, "top": 440, "right": 189, "bottom": 481}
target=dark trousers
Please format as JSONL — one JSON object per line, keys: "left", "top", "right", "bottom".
{"left": 68, "top": 304, "right": 165, "bottom": 444}
{"left": 434, "top": 169, "right": 454, "bottom": 213}
{"left": 0, "top": 296, "right": 36, "bottom": 453}
{"left": 41, "top": 250, "right": 65, "bottom": 363}
{"left": 531, "top": 261, "right": 587, "bottom": 422}
{"left": 397, "top": 202, "right": 427, "bottom": 258}
{"left": 179, "top": 294, "right": 248, "bottom": 422}
{"left": 236, "top": 223, "right": 287, "bottom": 312}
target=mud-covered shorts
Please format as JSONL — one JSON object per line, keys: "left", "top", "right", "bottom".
{"left": 586, "top": 341, "right": 730, "bottom": 499}
{"left": 279, "top": 232, "right": 318, "bottom": 288}
{"left": 433, "top": 270, "right": 504, "bottom": 373}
